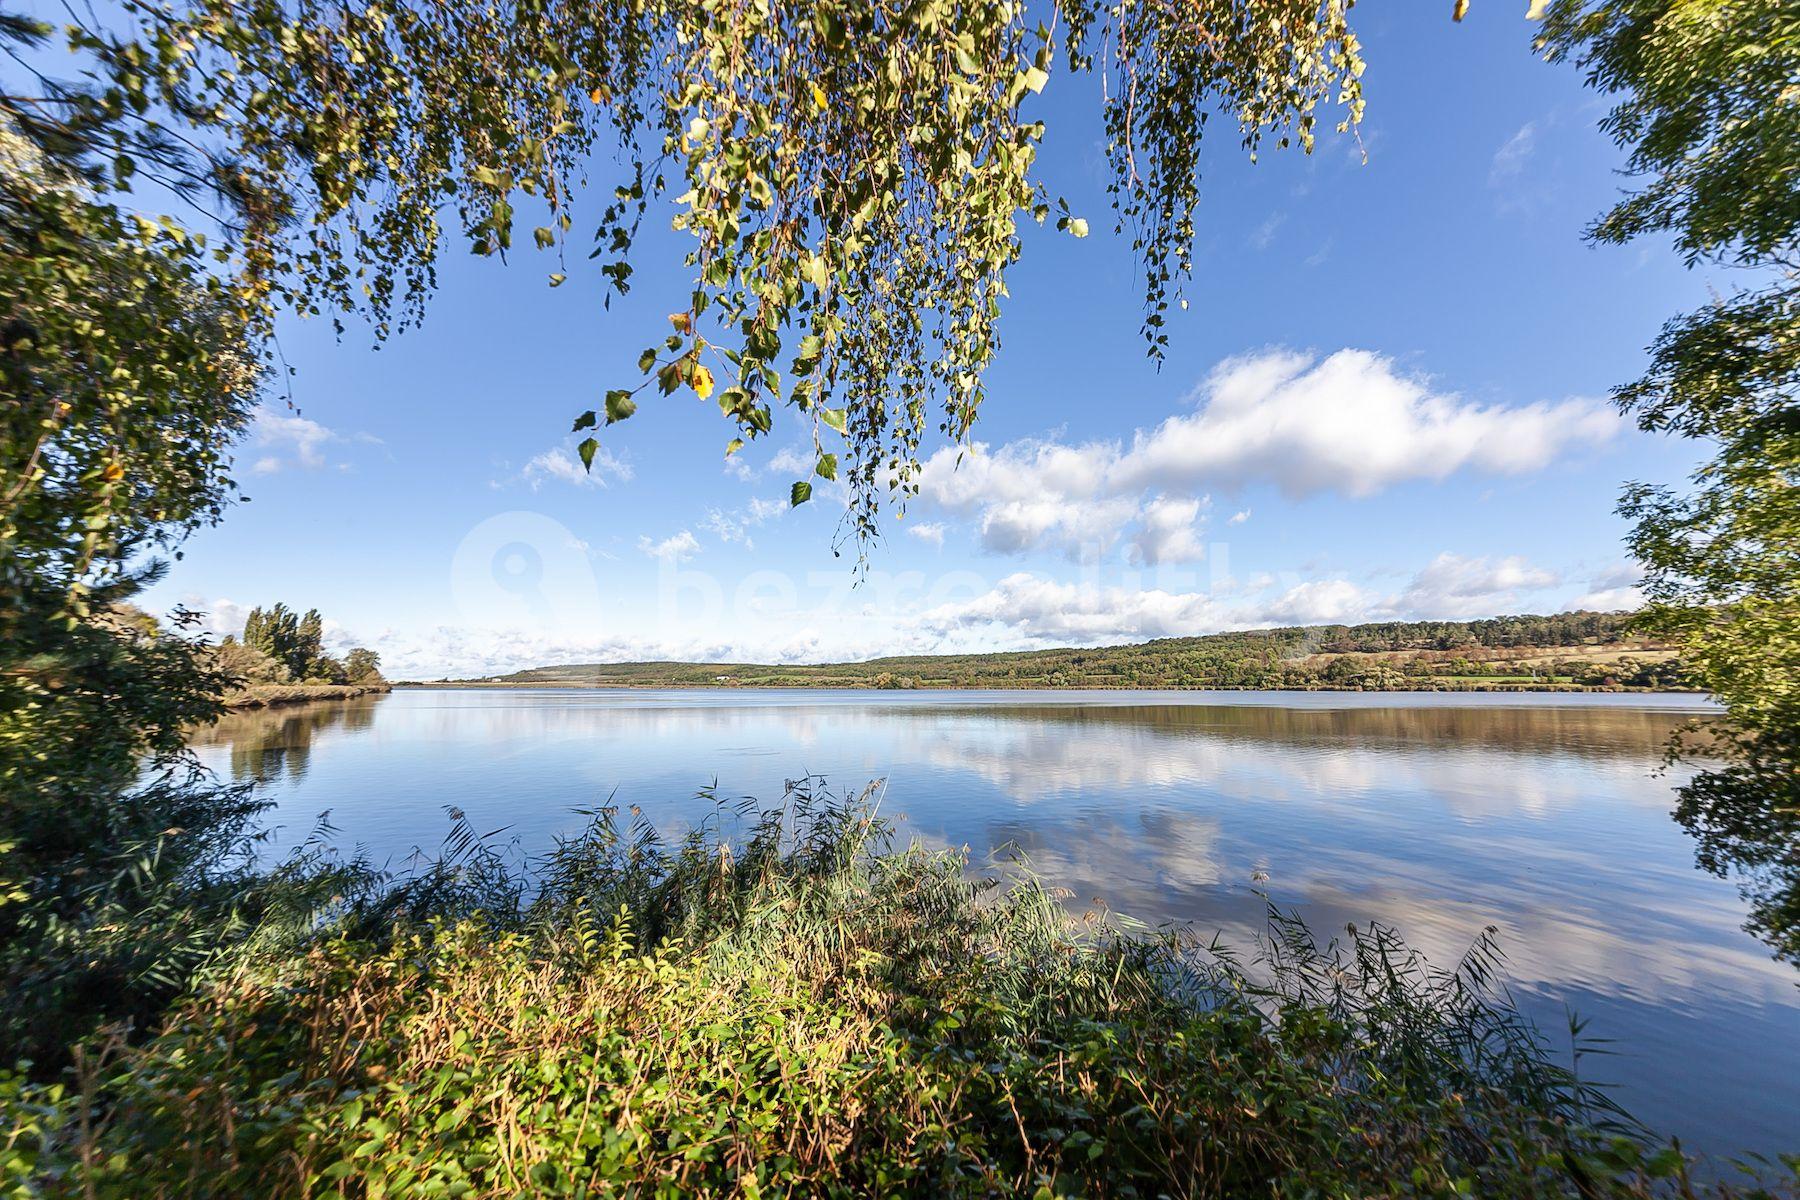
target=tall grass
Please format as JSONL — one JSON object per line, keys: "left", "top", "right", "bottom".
{"left": 3, "top": 779, "right": 1792, "bottom": 1198}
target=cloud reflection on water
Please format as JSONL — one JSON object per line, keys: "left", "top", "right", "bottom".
{"left": 190, "top": 688, "right": 1795, "bottom": 1160}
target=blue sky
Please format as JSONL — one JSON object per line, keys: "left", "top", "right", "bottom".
{"left": 142, "top": 6, "right": 1716, "bottom": 679}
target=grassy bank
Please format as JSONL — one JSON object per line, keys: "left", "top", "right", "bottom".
{"left": 432, "top": 612, "right": 1691, "bottom": 693}
{"left": 5, "top": 783, "right": 1788, "bottom": 1198}
{"left": 222, "top": 681, "right": 392, "bottom": 709}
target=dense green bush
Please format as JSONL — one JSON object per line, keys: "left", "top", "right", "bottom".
{"left": 4, "top": 785, "right": 1788, "bottom": 1199}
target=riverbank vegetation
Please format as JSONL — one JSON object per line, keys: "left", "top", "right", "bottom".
{"left": 211, "top": 603, "right": 386, "bottom": 706}
{"left": 4, "top": 785, "right": 1779, "bottom": 1198}
{"left": 459, "top": 611, "right": 1689, "bottom": 692}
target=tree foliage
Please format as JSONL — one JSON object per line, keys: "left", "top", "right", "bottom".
{"left": 55, "top": 0, "right": 1364, "bottom": 540}
{"left": 0, "top": 23, "right": 274, "bottom": 1066}
{"left": 1536, "top": 0, "right": 1800, "bottom": 960}
{"left": 238, "top": 603, "right": 380, "bottom": 684}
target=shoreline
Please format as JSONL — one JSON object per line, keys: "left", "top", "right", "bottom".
{"left": 221, "top": 682, "right": 392, "bottom": 710}
{"left": 392, "top": 679, "right": 1702, "bottom": 695}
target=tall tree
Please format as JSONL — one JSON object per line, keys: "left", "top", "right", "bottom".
{"left": 0, "top": 31, "right": 268, "bottom": 1060}
{"left": 295, "top": 608, "right": 326, "bottom": 677}
{"left": 343, "top": 647, "right": 382, "bottom": 682}
{"left": 1536, "top": 0, "right": 1800, "bottom": 960}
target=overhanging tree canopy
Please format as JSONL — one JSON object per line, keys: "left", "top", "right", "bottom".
{"left": 40, "top": 0, "right": 1366, "bottom": 545}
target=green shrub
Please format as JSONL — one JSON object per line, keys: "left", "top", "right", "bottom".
{"left": 5, "top": 783, "right": 1789, "bottom": 1198}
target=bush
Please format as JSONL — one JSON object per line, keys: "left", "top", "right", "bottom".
{"left": 5, "top": 783, "right": 1785, "bottom": 1199}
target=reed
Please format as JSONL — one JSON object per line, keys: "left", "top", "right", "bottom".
{"left": 3, "top": 780, "right": 1788, "bottom": 1198}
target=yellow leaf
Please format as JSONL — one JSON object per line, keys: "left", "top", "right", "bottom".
{"left": 589, "top": 87, "right": 605, "bottom": 104}
{"left": 668, "top": 312, "right": 692, "bottom": 333}
{"left": 811, "top": 82, "right": 828, "bottom": 112}
{"left": 101, "top": 462, "right": 125, "bottom": 482}
{"left": 691, "top": 364, "right": 715, "bottom": 399}
{"left": 1525, "top": 0, "right": 1547, "bottom": 16}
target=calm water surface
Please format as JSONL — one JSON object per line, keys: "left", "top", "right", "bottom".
{"left": 192, "top": 687, "right": 1800, "bottom": 1163}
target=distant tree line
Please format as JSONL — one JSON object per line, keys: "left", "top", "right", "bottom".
{"left": 215, "top": 604, "right": 383, "bottom": 687}
{"left": 1307, "top": 611, "right": 1636, "bottom": 653}
{"left": 489, "top": 611, "right": 1687, "bottom": 692}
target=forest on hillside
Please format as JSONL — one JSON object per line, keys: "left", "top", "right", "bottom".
{"left": 464, "top": 610, "right": 1690, "bottom": 691}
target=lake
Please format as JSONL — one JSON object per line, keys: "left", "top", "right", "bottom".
{"left": 192, "top": 686, "right": 1800, "bottom": 1164}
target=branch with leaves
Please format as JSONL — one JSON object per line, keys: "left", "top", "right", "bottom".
{"left": 35, "top": 0, "right": 1365, "bottom": 548}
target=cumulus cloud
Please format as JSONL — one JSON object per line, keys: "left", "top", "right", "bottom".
{"left": 911, "top": 348, "right": 1618, "bottom": 558}
{"left": 920, "top": 572, "right": 1236, "bottom": 645}
{"left": 522, "top": 444, "right": 632, "bottom": 490}
{"left": 1128, "top": 496, "right": 1208, "bottom": 567}
{"left": 637, "top": 530, "right": 701, "bottom": 562}
{"left": 913, "top": 551, "right": 1567, "bottom": 648}
{"left": 246, "top": 405, "right": 379, "bottom": 474}
{"left": 1396, "top": 552, "right": 1561, "bottom": 619}
{"left": 905, "top": 521, "right": 947, "bottom": 548}
{"left": 766, "top": 444, "right": 816, "bottom": 476}
{"left": 1262, "top": 578, "right": 1380, "bottom": 625}
{"left": 1114, "top": 349, "right": 1618, "bottom": 498}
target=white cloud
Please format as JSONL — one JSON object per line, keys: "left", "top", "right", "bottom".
{"left": 1395, "top": 552, "right": 1561, "bottom": 619}
{"left": 920, "top": 572, "right": 1237, "bottom": 645}
{"left": 905, "top": 521, "right": 947, "bottom": 548}
{"left": 182, "top": 596, "right": 255, "bottom": 640}
{"left": 766, "top": 445, "right": 815, "bottom": 476}
{"left": 522, "top": 444, "right": 632, "bottom": 490}
{"left": 911, "top": 348, "right": 1618, "bottom": 558}
{"left": 703, "top": 509, "right": 753, "bottom": 547}
{"left": 183, "top": 543, "right": 1588, "bottom": 679}
{"left": 1490, "top": 121, "right": 1537, "bottom": 186}
{"left": 1228, "top": 508, "right": 1252, "bottom": 525}
{"left": 1114, "top": 349, "right": 1618, "bottom": 499}
{"left": 1565, "top": 586, "right": 1643, "bottom": 611}
{"left": 1564, "top": 561, "right": 1645, "bottom": 612}
{"left": 1127, "top": 495, "right": 1208, "bottom": 567}
{"left": 246, "top": 405, "right": 378, "bottom": 474}
{"left": 702, "top": 496, "right": 786, "bottom": 548}
{"left": 637, "top": 530, "right": 701, "bottom": 562}
{"left": 1263, "top": 578, "right": 1381, "bottom": 625}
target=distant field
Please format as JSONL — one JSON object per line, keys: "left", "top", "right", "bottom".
{"left": 415, "top": 611, "right": 1691, "bottom": 692}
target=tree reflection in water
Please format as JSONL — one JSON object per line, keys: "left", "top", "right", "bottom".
{"left": 189, "top": 693, "right": 386, "bottom": 784}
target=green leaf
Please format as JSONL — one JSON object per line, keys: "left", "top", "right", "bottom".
{"left": 815, "top": 453, "right": 838, "bottom": 481}
{"left": 577, "top": 437, "right": 599, "bottom": 470}
{"left": 821, "top": 407, "right": 848, "bottom": 435}
{"left": 790, "top": 480, "right": 813, "bottom": 506}
{"left": 605, "top": 390, "right": 637, "bottom": 424}
{"left": 571, "top": 410, "right": 598, "bottom": 432}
